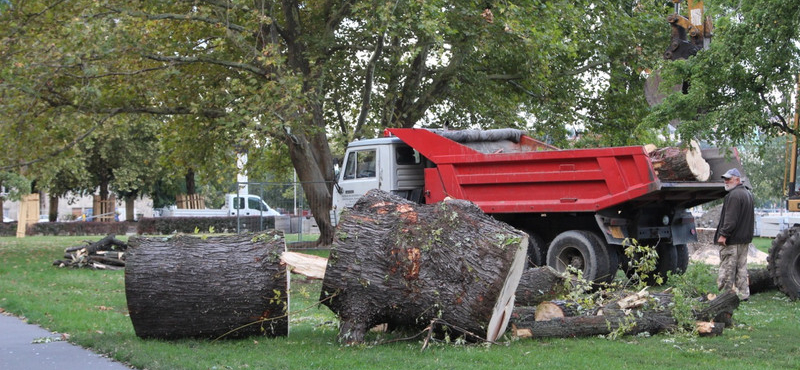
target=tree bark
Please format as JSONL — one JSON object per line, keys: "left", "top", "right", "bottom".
{"left": 514, "top": 267, "right": 571, "bottom": 307}
{"left": 748, "top": 267, "right": 775, "bottom": 294}
{"left": 125, "top": 232, "right": 288, "bottom": 339}
{"left": 511, "top": 310, "right": 678, "bottom": 339}
{"left": 511, "top": 290, "right": 738, "bottom": 339}
{"left": 648, "top": 141, "right": 710, "bottom": 181}
{"left": 320, "top": 190, "right": 528, "bottom": 344}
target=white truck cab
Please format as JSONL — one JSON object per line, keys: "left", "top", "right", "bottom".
{"left": 332, "top": 137, "right": 425, "bottom": 216}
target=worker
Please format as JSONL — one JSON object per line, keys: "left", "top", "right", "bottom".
{"left": 714, "top": 168, "right": 755, "bottom": 301}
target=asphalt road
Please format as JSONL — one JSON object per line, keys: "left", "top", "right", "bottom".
{"left": 0, "top": 313, "right": 132, "bottom": 370}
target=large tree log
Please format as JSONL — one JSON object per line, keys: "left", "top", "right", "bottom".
{"left": 125, "top": 232, "right": 288, "bottom": 339}
{"left": 321, "top": 190, "right": 528, "bottom": 344}
{"left": 747, "top": 268, "right": 775, "bottom": 294}
{"left": 511, "top": 289, "right": 738, "bottom": 339}
{"left": 514, "top": 266, "right": 572, "bottom": 306}
{"left": 648, "top": 141, "right": 710, "bottom": 181}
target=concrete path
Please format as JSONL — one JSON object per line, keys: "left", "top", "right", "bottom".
{"left": 0, "top": 313, "right": 132, "bottom": 370}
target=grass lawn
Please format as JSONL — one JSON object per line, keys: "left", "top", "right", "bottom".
{"left": 1, "top": 235, "right": 798, "bottom": 370}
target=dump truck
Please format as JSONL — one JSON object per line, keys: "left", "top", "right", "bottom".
{"left": 333, "top": 128, "right": 740, "bottom": 283}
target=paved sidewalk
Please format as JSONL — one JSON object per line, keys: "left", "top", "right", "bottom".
{"left": 0, "top": 313, "right": 132, "bottom": 370}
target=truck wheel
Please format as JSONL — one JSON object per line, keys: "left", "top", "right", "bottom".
{"left": 675, "top": 244, "right": 689, "bottom": 274}
{"left": 546, "top": 230, "right": 611, "bottom": 283}
{"left": 522, "top": 230, "right": 547, "bottom": 268}
{"left": 651, "top": 243, "right": 678, "bottom": 284}
{"left": 585, "top": 232, "right": 619, "bottom": 283}
{"left": 768, "top": 226, "right": 800, "bottom": 300}
{"left": 623, "top": 242, "right": 678, "bottom": 285}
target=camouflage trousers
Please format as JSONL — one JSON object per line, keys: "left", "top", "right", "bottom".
{"left": 718, "top": 242, "right": 750, "bottom": 300}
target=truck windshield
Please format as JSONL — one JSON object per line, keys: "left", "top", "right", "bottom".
{"left": 343, "top": 149, "right": 376, "bottom": 180}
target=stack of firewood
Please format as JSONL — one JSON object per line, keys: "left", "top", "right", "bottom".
{"left": 53, "top": 234, "right": 128, "bottom": 270}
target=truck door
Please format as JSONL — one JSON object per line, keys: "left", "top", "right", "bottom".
{"left": 334, "top": 148, "right": 380, "bottom": 212}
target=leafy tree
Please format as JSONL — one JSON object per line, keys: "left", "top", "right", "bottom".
{"left": 644, "top": 0, "right": 800, "bottom": 146}
{"left": 1, "top": 1, "right": 670, "bottom": 244}
{"left": 2, "top": 1, "right": 796, "bottom": 245}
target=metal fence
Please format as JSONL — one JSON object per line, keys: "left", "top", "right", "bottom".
{"left": 236, "top": 181, "right": 334, "bottom": 241}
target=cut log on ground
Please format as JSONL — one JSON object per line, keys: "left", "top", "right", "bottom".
{"left": 648, "top": 141, "right": 710, "bottom": 181}
{"left": 534, "top": 300, "right": 580, "bottom": 321}
{"left": 125, "top": 232, "right": 288, "bottom": 339}
{"left": 512, "top": 310, "right": 678, "bottom": 339}
{"left": 321, "top": 189, "right": 528, "bottom": 344}
{"left": 514, "top": 266, "right": 572, "bottom": 307}
{"left": 694, "top": 291, "right": 740, "bottom": 326}
{"left": 54, "top": 234, "right": 128, "bottom": 270}
{"left": 510, "top": 289, "right": 738, "bottom": 339}
{"left": 747, "top": 268, "right": 775, "bottom": 294}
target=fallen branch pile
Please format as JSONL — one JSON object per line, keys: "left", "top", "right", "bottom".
{"left": 53, "top": 234, "right": 128, "bottom": 270}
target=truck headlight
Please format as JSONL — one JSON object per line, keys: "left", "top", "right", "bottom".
{"left": 662, "top": 215, "right": 670, "bottom": 225}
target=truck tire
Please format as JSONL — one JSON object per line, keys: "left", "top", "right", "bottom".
{"left": 651, "top": 243, "right": 678, "bottom": 284}
{"left": 585, "top": 232, "right": 619, "bottom": 283}
{"left": 546, "top": 230, "right": 612, "bottom": 283}
{"left": 675, "top": 244, "right": 689, "bottom": 273}
{"left": 522, "top": 230, "right": 547, "bottom": 268}
{"left": 622, "top": 242, "right": 678, "bottom": 285}
{"left": 768, "top": 226, "right": 800, "bottom": 300}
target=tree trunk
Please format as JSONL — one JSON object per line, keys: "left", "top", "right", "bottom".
{"left": 185, "top": 168, "right": 196, "bottom": 195}
{"left": 283, "top": 124, "right": 335, "bottom": 248}
{"left": 320, "top": 189, "right": 528, "bottom": 344}
{"left": 511, "top": 290, "right": 738, "bottom": 339}
{"left": 648, "top": 141, "right": 710, "bottom": 181}
{"left": 125, "top": 196, "right": 135, "bottom": 221}
{"left": 514, "top": 267, "right": 571, "bottom": 307}
{"left": 748, "top": 267, "right": 775, "bottom": 294}
{"left": 48, "top": 193, "right": 58, "bottom": 222}
{"left": 125, "top": 232, "right": 288, "bottom": 339}
{"left": 511, "top": 310, "right": 678, "bottom": 339}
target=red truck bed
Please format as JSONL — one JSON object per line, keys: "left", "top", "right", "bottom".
{"left": 387, "top": 128, "right": 727, "bottom": 214}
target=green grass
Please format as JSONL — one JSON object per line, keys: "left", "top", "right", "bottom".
{"left": 2, "top": 236, "right": 799, "bottom": 370}
{"left": 752, "top": 237, "right": 773, "bottom": 253}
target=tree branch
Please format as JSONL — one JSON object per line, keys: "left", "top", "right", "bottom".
{"left": 143, "top": 54, "right": 267, "bottom": 76}
{"left": 112, "top": 7, "right": 247, "bottom": 33}
{"left": 0, "top": 112, "right": 116, "bottom": 171}
{"left": 353, "top": 34, "right": 384, "bottom": 139}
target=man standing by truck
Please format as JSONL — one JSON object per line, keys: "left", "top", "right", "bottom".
{"left": 715, "top": 168, "right": 755, "bottom": 300}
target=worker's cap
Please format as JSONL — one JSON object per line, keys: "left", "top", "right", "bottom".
{"left": 721, "top": 168, "right": 742, "bottom": 179}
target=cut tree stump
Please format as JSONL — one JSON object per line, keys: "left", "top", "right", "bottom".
{"left": 648, "top": 141, "right": 710, "bottom": 181}
{"left": 125, "top": 232, "right": 288, "bottom": 339}
{"left": 320, "top": 189, "right": 528, "bottom": 344}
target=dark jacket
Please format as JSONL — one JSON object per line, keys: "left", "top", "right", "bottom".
{"left": 715, "top": 184, "right": 755, "bottom": 245}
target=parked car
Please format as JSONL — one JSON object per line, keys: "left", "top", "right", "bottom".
{"left": 2, "top": 216, "right": 14, "bottom": 223}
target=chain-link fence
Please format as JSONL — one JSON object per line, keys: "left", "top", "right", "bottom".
{"left": 235, "top": 181, "right": 333, "bottom": 242}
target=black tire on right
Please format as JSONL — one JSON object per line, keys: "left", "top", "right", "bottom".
{"left": 768, "top": 226, "right": 800, "bottom": 300}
